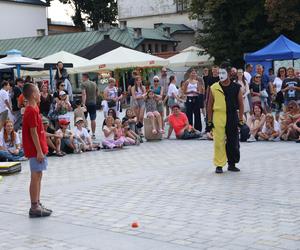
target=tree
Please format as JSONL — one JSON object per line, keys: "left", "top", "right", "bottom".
{"left": 189, "top": 0, "right": 276, "bottom": 67}
{"left": 265, "top": 0, "right": 300, "bottom": 42}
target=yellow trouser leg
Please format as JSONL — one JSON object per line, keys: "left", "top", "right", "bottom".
{"left": 213, "top": 112, "right": 227, "bottom": 167}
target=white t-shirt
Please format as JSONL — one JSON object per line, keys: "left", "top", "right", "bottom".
{"left": 73, "top": 127, "right": 90, "bottom": 143}
{"left": 244, "top": 71, "right": 252, "bottom": 84}
{"left": 273, "top": 77, "right": 283, "bottom": 93}
{"left": 262, "top": 121, "right": 280, "bottom": 135}
{"left": 0, "top": 89, "right": 9, "bottom": 113}
{"left": 167, "top": 83, "right": 178, "bottom": 97}
{"left": 103, "top": 125, "right": 115, "bottom": 140}
{"left": 0, "top": 131, "right": 20, "bottom": 151}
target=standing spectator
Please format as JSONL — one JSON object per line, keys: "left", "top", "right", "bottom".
{"left": 183, "top": 69, "right": 204, "bottom": 132}
{"left": 131, "top": 76, "right": 146, "bottom": 133}
{"left": 244, "top": 64, "right": 253, "bottom": 84}
{"left": 237, "top": 69, "right": 250, "bottom": 119}
{"left": 103, "top": 78, "right": 121, "bottom": 117}
{"left": 254, "top": 64, "right": 269, "bottom": 89}
{"left": 249, "top": 74, "right": 266, "bottom": 108}
{"left": 202, "top": 67, "right": 210, "bottom": 87}
{"left": 39, "top": 83, "right": 53, "bottom": 118}
{"left": 272, "top": 67, "right": 287, "bottom": 120}
{"left": 128, "top": 70, "right": 138, "bottom": 104}
{"left": 160, "top": 67, "right": 169, "bottom": 116}
{"left": 281, "top": 67, "right": 300, "bottom": 105}
{"left": 204, "top": 66, "right": 219, "bottom": 91}
{"left": 268, "top": 68, "right": 276, "bottom": 83}
{"left": 81, "top": 73, "right": 98, "bottom": 139}
{"left": 150, "top": 76, "right": 164, "bottom": 127}
{"left": 0, "top": 81, "right": 12, "bottom": 131}
{"left": 0, "top": 120, "right": 24, "bottom": 161}
{"left": 11, "top": 78, "right": 24, "bottom": 131}
{"left": 54, "top": 61, "right": 73, "bottom": 102}
{"left": 22, "top": 83, "right": 52, "bottom": 217}
{"left": 166, "top": 104, "right": 201, "bottom": 140}
{"left": 166, "top": 75, "right": 179, "bottom": 117}
{"left": 73, "top": 99, "right": 88, "bottom": 128}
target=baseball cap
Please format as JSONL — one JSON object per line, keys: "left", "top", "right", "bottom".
{"left": 75, "top": 117, "right": 84, "bottom": 124}
{"left": 59, "top": 119, "right": 70, "bottom": 126}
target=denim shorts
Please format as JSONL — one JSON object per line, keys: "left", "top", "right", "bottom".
{"left": 86, "top": 103, "right": 97, "bottom": 121}
{"left": 29, "top": 157, "right": 48, "bottom": 172}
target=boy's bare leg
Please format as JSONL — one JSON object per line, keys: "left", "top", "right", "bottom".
{"left": 30, "top": 172, "right": 41, "bottom": 208}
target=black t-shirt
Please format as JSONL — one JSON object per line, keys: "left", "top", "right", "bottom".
{"left": 220, "top": 82, "right": 241, "bottom": 114}
{"left": 281, "top": 77, "right": 300, "bottom": 102}
{"left": 249, "top": 82, "right": 264, "bottom": 94}
{"left": 12, "top": 86, "right": 22, "bottom": 111}
{"left": 204, "top": 76, "right": 219, "bottom": 90}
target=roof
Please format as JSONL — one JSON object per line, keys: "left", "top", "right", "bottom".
{"left": 2, "top": 0, "right": 49, "bottom": 6}
{"left": 76, "top": 37, "right": 124, "bottom": 60}
{"left": 0, "top": 27, "right": 175, "bottom": 59}
{"left": 245, "top": 35, "right": 300, "bottom": 61}
{"left": 155, "top": 23, "right": 195, "bottom": 35}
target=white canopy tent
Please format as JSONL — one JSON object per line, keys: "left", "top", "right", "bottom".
{"left": 75, "top": 46, "right": 169, "bottom": 73}
{"left": 0, "top": 63, "right": 13, "bottom": 70}
{"left": 168, "top": 46, "right": 214, "bottom": 68}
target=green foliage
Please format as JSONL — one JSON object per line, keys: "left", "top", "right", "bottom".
{"left": 190, "top": 0, "right": 276, "bottom": 66}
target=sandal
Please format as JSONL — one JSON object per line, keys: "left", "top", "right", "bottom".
{"left": 55, "top": 151, "right": 64, "bottom": 157}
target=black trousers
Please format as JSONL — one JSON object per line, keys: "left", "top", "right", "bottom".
{"left": 225, "top": 113, "right": 240, "bottom": 165}
{"left": 185, "top": 96, "right": 202, "bottom": 132}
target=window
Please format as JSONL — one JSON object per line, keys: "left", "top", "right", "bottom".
{"left": 155, "top": 44, "right": 159, "bottom": 53}
{"left": 176, "top": 0, "right": 190, "bottom": 12}
{"left": 141, "top": 44, "right": 146, "bottom": 52}
{"left": 148, "top": 44, "right": 152, "bottom": 53}
{"left": 161, "top": 44, "right": 168, "bottom": 52}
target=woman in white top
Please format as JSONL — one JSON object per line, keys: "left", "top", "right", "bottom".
{"left": 272, "top": 67, "right": 287, "bottom": 119}
{"left": 237, "top": 69, "right": 250, "bottom": 119}
{"left": 103, "top": 78, "right": 122, "bottom": 117}
{"left": 0, "top": 120, "right": 24, "bottom": 161}
{"left": 131, "top": 76, "right": 146, "bottom": 130}
{"left": 166, "top": 75, "right": 179, "bottom": 115}
{"left": 0, "top": 81, "right": 12, "bottom": 131}
{"left": 183, "top": 69, "right": 204, "bottom": 132}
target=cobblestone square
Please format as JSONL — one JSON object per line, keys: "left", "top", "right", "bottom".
{"left": 0, "top": 113, "right": 299, "bottom": 250}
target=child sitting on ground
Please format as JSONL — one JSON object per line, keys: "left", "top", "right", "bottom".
{"left": 74, "top": 117, "right": 100, "bottom": 152}
{"left": 102, "top": 116, "right": 124, "bottom": 149}
{"left": 114, "top": 118, "right": 136, "bottom": 146}
{"left": 73, "top": 99, "right": 88, "bottom": 129}
{"left": 122, "top": 118, "right": 141, "bottom": 145}
{"left": 56, "top": 119, "right": 76, "bottom": 154}
{"left": 258, "top": 113, "right": 280, "bottom": 141}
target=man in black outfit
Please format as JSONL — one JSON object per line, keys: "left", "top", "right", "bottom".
{"left": 11, "top": 78, "right": 24, "bottom": 131}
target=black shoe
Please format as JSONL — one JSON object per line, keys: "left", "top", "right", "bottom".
{"left": 29, "top": 206, "right": 52, "bottom": 218}
{"left": 228, "top": 165, "right": 240, "bottom": 172}
{"left": 215, "top": 167, "right": 223, "bottom": 174}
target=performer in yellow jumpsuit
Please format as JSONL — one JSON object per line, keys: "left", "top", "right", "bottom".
{"left": 207, "top": 62, "right": 244, "bottom": 174}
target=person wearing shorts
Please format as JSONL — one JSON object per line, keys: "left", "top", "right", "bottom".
{"left": 81, "top": 73, "right": 98, "bottom": 139}
{"left": 22, "top": 83, "right": 52, "bottom": 218}
{"left": 131, "top": 76, "right": 146, "bottom": 131}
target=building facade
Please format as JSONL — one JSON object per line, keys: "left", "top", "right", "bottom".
{"left": 0, "top": 0, "right": 49, "bottom": 40}
{"left": 118, "top": 0, "right": 198, "bottom": 30}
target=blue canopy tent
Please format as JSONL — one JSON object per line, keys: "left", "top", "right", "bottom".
{"left": 244, "top": 35, "right": 300, "bottom": 76}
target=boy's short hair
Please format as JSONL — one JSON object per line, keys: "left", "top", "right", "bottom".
{"left": 1, "top": 80, "right": 10, "bottom": 88}
{"left": 75, "top": 99, "right": 82, "bottom": 106}
{"left": 23, "top": 83, "right": 36, "bottom": 100}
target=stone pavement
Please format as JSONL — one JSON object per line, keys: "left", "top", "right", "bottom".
{"left": 0, "top": 112, "right": 300, "bottom": 250}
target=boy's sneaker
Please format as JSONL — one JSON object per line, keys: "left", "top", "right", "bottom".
{"left": 29, "top": 206, "right": 52, "bottom": 218}
{"left": 247, "top": 135, "right": 256, "bottom": 142}
{"left": 272, "top": 137, "right": 280, "bottom": 142}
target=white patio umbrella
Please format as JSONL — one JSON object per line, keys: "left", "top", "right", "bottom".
{"left": 168, "top": 46, "right": 214, "bottom": 68}
{"left": 75, "top": 46, "right": 168, "bottom": 73}
{"left": 0, "top": 50, "right": 39, "bottom": 77}
{"left": 0, "top": 63, "right": 13, "bottom": 70}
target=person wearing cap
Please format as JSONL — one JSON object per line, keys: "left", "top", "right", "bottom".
{"left": 56, "top": 120, "right": 76, "bottom": 154}
{"left": 11, "top": 78, "right": 24, "bottom": 131}
{"left": 166, "top": 104, "right": 201, "bottom": 140}
{"left": 151, "top": 75, "right": 164, "bottom": 127}
{"left": 207, "top": 62, "right": 244, "bottom": 174}
{"left": 42, "top": 116, "right": 64, "bottom": 157}
{"left": 74, "top": 117, "right": 100, "bottom": 152}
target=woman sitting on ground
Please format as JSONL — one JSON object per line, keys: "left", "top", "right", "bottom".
{"left": 257, "top": 113, "right": 280, "bottom": 141}
{"left": 247, "top": 105, "right": 266, "bottom": 142}
{"left": 124, "top": 108, "right": 138, "bottom": 133}
{"left": 293, "top": 117, "right": 300, "bottom": 143}
{"left": 56, "top": 119, "right": 76, "bottom": 154}
{"left": 42, "top": 116, "right": 64, "bottom": 157}
{"left": 280, "top": 100, "right": 300, "bottom": 141}
{"left": 114, "top": 118, "right": 136, "bottom": 146}
{"left": 144, "top": 90, "right": 164, "bottom": 135}
{"left": 74, "top": 117, "right": 100, "bottom": 152}
{"left": 0, "top": 120, "right": 25, "bottom": 161}
{"left": 102, "top": 116, "right": 124, "bottom": 149}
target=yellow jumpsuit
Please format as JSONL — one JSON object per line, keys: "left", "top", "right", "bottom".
{"left": 211, "top": 83, "right": 227, "bottom": 167}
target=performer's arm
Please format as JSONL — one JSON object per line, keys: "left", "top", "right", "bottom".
{"left": 207, "top": 87, "right": 214, "bottom": 123}
{"left": 238, "top": 89, "right": 244, "bottom": 121}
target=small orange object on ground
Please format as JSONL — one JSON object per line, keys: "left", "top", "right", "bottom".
{"left": 131, "top": 222, "right": 139, "bottom": 228}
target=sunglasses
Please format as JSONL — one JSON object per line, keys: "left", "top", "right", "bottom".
{"left": 60, "top": 84, "right": 65, "bottom": 87}
{"left": 255, "top": 76, "right": 261, "bottom": 79}
{"left": 154, "top": 80, "right": 159, "bottom": 82}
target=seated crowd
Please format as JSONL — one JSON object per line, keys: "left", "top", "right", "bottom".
{"left": 0, "top": 64, "right": 299, "bottom": 162}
